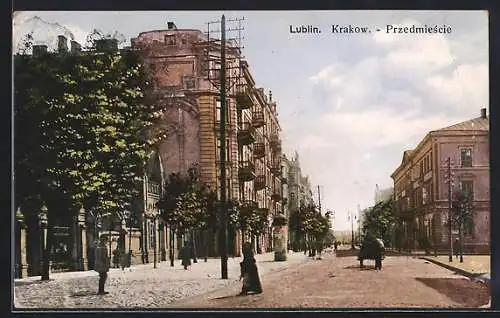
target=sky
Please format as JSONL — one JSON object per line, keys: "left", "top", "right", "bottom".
{"left": 12, "top": 11, "right": 489, "bottom": 231}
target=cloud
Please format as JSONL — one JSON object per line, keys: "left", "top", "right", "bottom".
{"left": 283, "top": 15, "right": 488, "bottom": 230}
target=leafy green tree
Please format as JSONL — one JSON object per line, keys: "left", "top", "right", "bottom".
{"left": 361, "top": 198, "right": 395, "bottom": 246}
{"left": 452, "top": 189, "right": 473, "bottom": 261}
{"left": 15, "top": 31, "right": 165, "bottom": 280}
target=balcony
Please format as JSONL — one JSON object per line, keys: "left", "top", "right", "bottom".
{"left": 269, "top": 133, "right": 282, "bottom": 152}
{"left": 253, "top": 142, "right": 265, "bottom": 159}
{"left": 254, "top": 175, "right": 266, "bottom": 191}
{"left": 239, "top": 160, "right": 256, "bottom": 182}
{"left": 237, "top": 122, "right": 256, "bottom": 145}
{"left": 271, "top": 188, "right": 282, "bottom": 202}
{"left": 252, "top": 111, "right": 265, "bottom": 128}
{"left": 235, "top": 84, "right": 253, "bottom": 110}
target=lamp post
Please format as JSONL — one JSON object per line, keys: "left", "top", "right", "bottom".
{"left": 347, "top": 211, "right": 357, "bottom": 250}
{"left": 38, "top": 206, "right": 48, "bottom": 280}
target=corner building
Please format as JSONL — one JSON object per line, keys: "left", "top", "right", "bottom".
{"left": 131, "top": 23, "right": 284, "bottom": 257}
{"left": 391, "top": 108, "right": 490, "bottom": 253}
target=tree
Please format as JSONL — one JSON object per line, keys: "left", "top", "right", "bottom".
{"left": 452, "top": 189, "right": 473, "bottom": 262}
{"left": 14, "top": 31, "right": 165, "bottom": 280}
{"left": 361, "top": 198, "right": 395, "bottom": 246}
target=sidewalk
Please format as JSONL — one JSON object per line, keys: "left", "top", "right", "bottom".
{"left": 14, "top": 251, "right": 312, "bottom": 308}
{"left": 14, "top": 251, "right": 305, "bottom": 284}
{"left": 420, "top": 255, "right": 490, "bottom": 283}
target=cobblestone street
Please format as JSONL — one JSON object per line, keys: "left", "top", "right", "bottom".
{"left": 14, "top": 252, "right": 490, "bottom": 309}
{"left": 14, "top": 252, "right": 309, "bottom": 309}
{"left": 172, "top": 254, "right": 490, "bottom": 309}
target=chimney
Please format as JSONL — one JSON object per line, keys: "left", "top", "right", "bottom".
{"left": 70, "top": 41, "right": 82, "bottom": 54}
{"left": 167, "top": 22, "right": 177, "bottom": 30}
{"left": 480, "top": 108, "right": 487, "bottom": 119}
{"left": 57, "top": 35, "right": 68, "bottom": 53}
{"left": 32, "top": 45, "right": 48, "bottom": 56}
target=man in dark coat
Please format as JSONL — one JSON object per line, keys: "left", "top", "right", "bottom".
{"left": 374, "top": 238, "right": 385, "bottom": 270}
{"left": 240, "top": 242, "right": 263, "bottom": 295}
{"left": 94, "top": 235, "right": 110, "bottom": 295}
{"left": 181, "top": 241, "right": 192, "bottom": 270}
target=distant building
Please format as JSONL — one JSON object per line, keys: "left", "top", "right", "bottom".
{"left": 391, "top": 108, "right": 490, "bottom": 253}
{"left": 285, "top": 151, "right": 315, "bottom": 250}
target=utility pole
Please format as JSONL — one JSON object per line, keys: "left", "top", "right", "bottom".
{"left": 219, "top": 15, "right": 228, "bottom": 279}
{"left": 447, "top": 157, "right": 453, "bottom": 262}
{"left": 317, "top": 185, "right": 322, "bottom": 214}
{"left": 204, "top": 14, "right": 245, "bottom": 280}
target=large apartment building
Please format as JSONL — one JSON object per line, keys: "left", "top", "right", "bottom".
{"left": 130, "top": 22, "right": 284, "bottom": 256}
{"left": 391, "top": 108, "right": 490, "bottom": 253}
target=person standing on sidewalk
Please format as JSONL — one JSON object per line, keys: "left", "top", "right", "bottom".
{"left": 454, "top": 238, "right": 460, "bottom": 259}
{"left": 181, "top": 242, "right": 192, "bottom": 270}
{"left": 94, "top": 235, "right": 110, "bottom": 295}
{"left": 239, "top": 242, "right": 263, "bottom": 295}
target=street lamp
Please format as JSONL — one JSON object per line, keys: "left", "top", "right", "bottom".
{"left": 347, "top": 210, "right": 357, "bottom": 250}
{"left": 38, "top": 205, "right": 48, "bottom": 280}
{"left": 442, "top": 157, "right": 456, "bottom": 263}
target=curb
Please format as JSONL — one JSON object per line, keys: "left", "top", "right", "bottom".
{"left": 420, "top": 256, "right": 490, "bottom": 283}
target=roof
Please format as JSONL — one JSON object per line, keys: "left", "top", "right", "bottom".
{"left": 435, "top": 116, "right": 489, "bottom": 132}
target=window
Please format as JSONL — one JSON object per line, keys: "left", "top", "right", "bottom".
{"left": 422, "top": 187, "right": 428, "bottom": 205}
{"left": 216, "top": 138, "right": 230, "bottom": 162}
{"left": 215, "top": 99, "right": 230, "bottom": 123}
{"left": 460, "top": 148, "right": 473, "bottom": 167}
{"left": 165, "top": 34, "right": 176, "bottom": 45}
{"left": 461, "top": 180, "right": 474, "bottom": 200}
{"left": 149, "top": 221, "right": 156, "bottom": 249}
{"left": 181, "top": 38, "right": 187, "bottom": 44}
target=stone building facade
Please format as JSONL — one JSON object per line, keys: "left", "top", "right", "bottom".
{"left": 285, "top": 152, "right": 315, "bottom": 250}
{"left": 130, "top": 22, "right": 284, "bottom": 257}
{"left": 391, "top": 108, "right": 490, "bottom": 253}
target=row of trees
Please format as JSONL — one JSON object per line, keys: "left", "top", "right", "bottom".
{"left": 289, "top": 204, "right": 333, "bottom": 255}
{"left": 15, "top": 31, "right": 166, "bottom": 279}
{"left": 156, "top": 163, "right": 276, "bottom": 264}
{"left": 361, "top": 190, "right": 473, "bottom": 258}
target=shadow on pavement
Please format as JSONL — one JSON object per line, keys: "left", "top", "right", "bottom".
{"left": 70, "top": 291, "right": 99, "bottom": 297}
{"left": 212, "top": 294, "right": 247, "bottom": 300}
{"left": 343, "top": 265, "right": 376, "bottom": 271}
{"left": 415, "top": 277, "right": 490, "bottom": 308}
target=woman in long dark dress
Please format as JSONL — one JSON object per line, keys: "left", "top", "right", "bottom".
{"left": 239, "top": 242, "right": 263, "bottom": 295}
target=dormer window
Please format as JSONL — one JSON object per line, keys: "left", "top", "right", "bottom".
{"left": 165, "top": 34, "right": 176, "bottom": 45}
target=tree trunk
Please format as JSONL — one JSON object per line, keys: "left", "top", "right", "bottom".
{"left": 192, "top": 229, "right": 198, "bottom": 263}
{"left": 459, "top": 223, "right": 464, "bottom": 263}
{"left": 203, "top": 229, "right": 208, "bottom": 262}
{"left": 169, "top": 228, "right": 175, "bottom": 267}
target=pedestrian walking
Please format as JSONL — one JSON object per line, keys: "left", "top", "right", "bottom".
{"left": 94, "top": 235, "right": 110, "bottom": 295}
{"left": 374, "top": 238, "right": 385, "bottom": 271}
{"left": 112, "top": 247, "right": 121, "bottom": 268}
{"left": 119, "top": 247, "right": 129, "bottom": 271}
{"left": 180, "top": 242, "right": 192, "bottom": 270}
{"left": 334, "top": 241, "right": 338, "bottom": 252}
{"left": 454, "top": 238, "right": 460, "bottom": 259}
{"left": 239, "top": 242, "right": 263, "bottom": 295}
